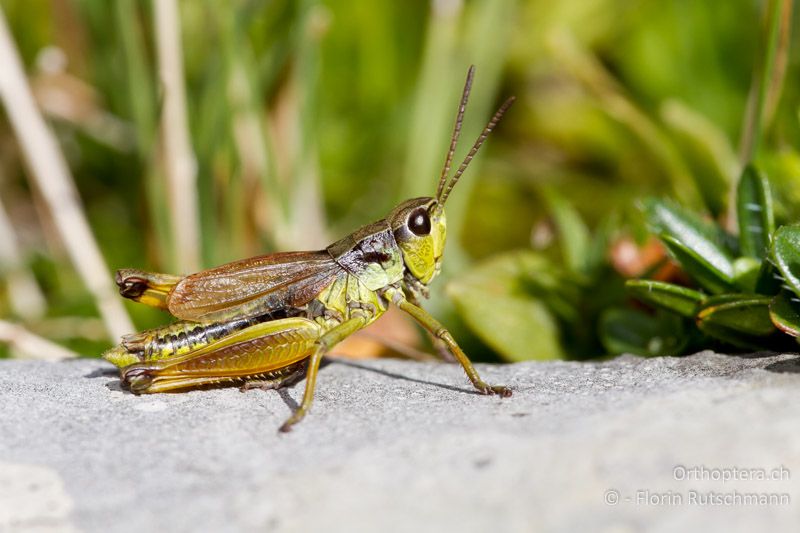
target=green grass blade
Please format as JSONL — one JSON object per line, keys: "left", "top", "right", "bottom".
{"left": 660, "top": 100, "right": 738, "bottom": 217}
{"left": 737, "top": 165, "right": 775, "bottom": 259}
{"left": 114, "top": 0, "right": 172, "bottom": 269}
{"left": 738, "top": 0, "right": 793, "bottom": 164}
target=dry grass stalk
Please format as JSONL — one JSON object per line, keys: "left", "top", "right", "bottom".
{"left": 0, "top": 319, "right": 79, "bottom": 360}
{"left": 154, "top": 0, "right": 201, "bottom": 273}
{"left": 0, "top": 8, "right": 134, "bottom": 340}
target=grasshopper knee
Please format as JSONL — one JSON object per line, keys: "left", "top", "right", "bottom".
{"left": 116, "top": 274, "right": 149, "bottom": 299}
{"left": 434, "top": 328, "right": 453, "bottom": 342}
{"left": 121, "top": 366, "right": 155, "bottom": 394}
{"left": 115, "top": 269, "right": 178, "bottom": 308}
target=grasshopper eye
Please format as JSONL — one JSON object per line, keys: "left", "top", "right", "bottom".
{"left": 408, "top": 208, "right": 431, "bottom": 236}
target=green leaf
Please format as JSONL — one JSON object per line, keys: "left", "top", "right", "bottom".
{"left": 519, "top": 270, "right": 583, "bottom": 326}
{"left": 737, "top": 166, "right": 775, "bottom": 259}
{"left": 599, "top": 308, "right": 686, "bottom": 356}
{"left": 769, "top": 291, "right": 800, "bottom": 337}
{"left": 772, "top": 225, "right": 800, "bottom": 298}
{"left": 540, "top": 187, "right": 590, "bottom": 274}
{"left": 660, "top": 235, "right": 734, "bottom": 293}
{"left": 696, "top": 295, "right": 775, "bottom": 337}
{"left": 447, "top": 250, "right": 565, "bottom": 362}
{"left": 733, "top": 256, "right": 762, "bottom": 292}
{"left": 625, "top": 280, "right": 704, "bottom": 318}
{"left": 642, "top": 197, "right": 737, "bottom": 258}
{"left": 641, "top": 198, "right": 735, "bottom": 252}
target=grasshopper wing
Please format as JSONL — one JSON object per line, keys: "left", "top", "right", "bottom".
{"left": 166, "top": 251, "right": 342, "bottom": 321}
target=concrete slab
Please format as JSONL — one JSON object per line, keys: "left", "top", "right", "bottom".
{"left": 1, "top": 351, "right": 799, "bottom": 532}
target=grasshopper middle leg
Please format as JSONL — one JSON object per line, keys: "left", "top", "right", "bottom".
{"left": 278, "top": 313, "right": 369, "bottom": 432}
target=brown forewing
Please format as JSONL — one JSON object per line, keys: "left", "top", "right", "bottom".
{"left": 166, "top": 251, "right": 342, "bottom": 321}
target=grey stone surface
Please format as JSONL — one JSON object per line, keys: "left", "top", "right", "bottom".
{"left": 1, "top": 351, "right": 800, "bottom": 533}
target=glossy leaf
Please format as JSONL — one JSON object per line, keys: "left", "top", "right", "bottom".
{"left": 696, "top": 295, "right": 775, "bottom": 337}
{"left": 660, "top": 235, "right": 734, "bottom": 293}
{"left": 642, "top": 197, "right": 736, "bottom": 265}
{"left": 769, "top": 291, "right": 800, "bottom": 337}
{"left": 625, "top": 280, "right": 704, "bottom": 318}
{"left": 448, "top": 251, "right": 565, "bottom": 362}
{"left": 737, "top": 166, "right": 775, "bottom": 259}
{"left": 599, "top": 308, "right": 686, "bottom": 356}
{"left": 772, "top": 225, "right": 800, "bottom": 299}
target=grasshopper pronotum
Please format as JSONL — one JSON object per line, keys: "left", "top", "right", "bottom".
{"left": 104, "top": 66, "right": 514, "bottom": 431}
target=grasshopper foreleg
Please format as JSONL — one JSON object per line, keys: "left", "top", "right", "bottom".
{"left": 385, "top": 287, "right": 512, "bottom": 397}
{"left": 405, "top": 290, "right": 456, "bottom": 363}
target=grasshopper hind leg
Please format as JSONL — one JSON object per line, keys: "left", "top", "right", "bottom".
{"left": 119, "top": 313, "right": 372, "bottom": 432}
{"left": 122, "top": 359, "right": 309, "bottom": 395}
{"left": 120, "top": 317, "right": 322, "bottom": 394}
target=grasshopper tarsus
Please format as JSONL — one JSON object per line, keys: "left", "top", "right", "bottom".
{"left": 105, "top": 66, "right": 515, "bottom": 430}
{"left": 278, "top": 408, "right": 308, "bottom": 433}
{"left": 473, "top": 382, "right": 512, "bottom": 398}
{"left": 491, "top": 385, "right": 513, "bottom": 398}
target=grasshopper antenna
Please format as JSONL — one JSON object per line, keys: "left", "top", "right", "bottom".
{"left": 439, "top": 94, "right": 515, "bottom": 206}
{"left": 436, "top": 65, "right": 475, "bottom": 202}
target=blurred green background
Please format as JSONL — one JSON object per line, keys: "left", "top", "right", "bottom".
{"left": 0, "top": 0, "right": 798, "bottom": 362}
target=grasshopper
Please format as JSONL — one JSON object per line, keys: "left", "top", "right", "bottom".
{"left": 104, "top": 66, "right": 514, "bottom": 431}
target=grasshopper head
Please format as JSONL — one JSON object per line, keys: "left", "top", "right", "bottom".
{"left": 390, "top": 197, "right": 446, "bottom": 285}
{"left": 390, "top": 66, "right": 513, "bottom": 287}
